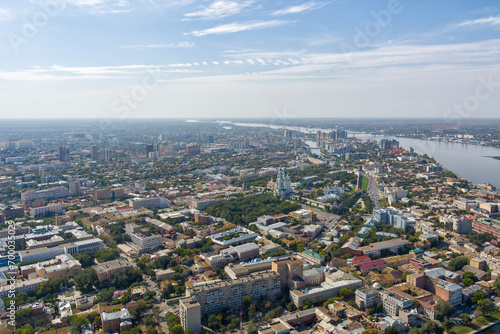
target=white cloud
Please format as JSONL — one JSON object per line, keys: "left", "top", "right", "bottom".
{"left": 187, "top": 20, "right": 289, "bottom": 37}
{"left": 271, "top": 1, "right": 327, "bottom": 16}
{"left": 457, "top": 15, "right": 500, "bottom": 27}
{"left": 184, "top": 0, "right": 256, "bottom": 20}
{"left": 122, "top": 41, "right": 194, "bottom": 49}
{"left": 53, "top": 0, "right": 132, "bottom": 14}
{"left": 0, "top": 8, "right": 13, "bottom": 22}
{"left": 0, "top": 64, "right": 203, "bottom": 81}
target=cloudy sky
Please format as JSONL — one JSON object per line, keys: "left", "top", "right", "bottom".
{"left": 1, "top": 0, "right": 500, "bottom": 119}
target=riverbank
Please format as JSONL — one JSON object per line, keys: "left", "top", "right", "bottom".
{"left": 473, "top": 318, "right": 500, "bottom": 333}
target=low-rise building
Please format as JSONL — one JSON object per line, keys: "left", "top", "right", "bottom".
{"left": 101, "top": 307, "right": 133, "bottom": 333}
{"left": 92, "top": 259, "right": 133, "bottom": 284}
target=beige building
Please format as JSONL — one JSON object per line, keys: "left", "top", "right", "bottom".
{"left": 289, "top": 209, "right": 313, "bottom": 223}
{"left": 271, "top": 257, "right": 303, "bottom": 289}
{"left": 92, "top": 259, "right": 133, "bottom": 284}
{"left": 290, "top": 279, "right": 363, "bottom": 307}
{"left": 179, "top": 298, "right": 202, "bottom": 334}
{"left": 186, "top": 271, "right": 281, "bottom": 317}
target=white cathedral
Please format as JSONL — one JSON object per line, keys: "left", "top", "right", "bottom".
{"left": 273, "top": 167, "right": 293, "bottom": 198}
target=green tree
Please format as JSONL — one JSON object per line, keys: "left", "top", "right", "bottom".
{"left": 477, "top": 299, "right": 495, "bottom": 315}
{"left": 435, "top": 299, "right": 454, "bottom": 318}
{"left": 442, "top": 318, "right": 454, "bottom": 331}
{"left": 385, "top": 327, "right": 398, "bottom": 334}
{"left": 170, "top": 325, "right": 184, "bottom": 334}
{"left": 471, "top": 291, "right": 486, "bottom": 304}
{"left": 69, "top": 315, "right": 90, "bottom": 334}
{"left": 242, "top": 295, "right": 251, "bottom": 309}
{"left": 74, "top": 268, "right": 98, "bottom": 293}
{"left": 247, "top": 320, "right": 258, "bottom": 334}
{"left": 460, "top": 313, "right": 472, "bottom": 325}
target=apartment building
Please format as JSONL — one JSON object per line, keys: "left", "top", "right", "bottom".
{"left": 272, "top": 256, "right": 303, "bottom": 289}
{"left": 0, "top": 277, "right": 49, "bottom": 298}
{"left": 30, "top": 203, "right": 63, "bottom": 217}
{"left": 355, "top": 285, "right": 412, "bottom": 317}
{"left": 92, "top": 259, "right": 134, "bottom": 284}
{"left": 21, "top": 186, "right": 69, "bottom": 202}
{"left": 179, "top": 298, "right": 202, "bottom": 334}
{"left": 473, "top": 218, "right": 500, "bottom": 240}
{"left": 290, "top": 279, "right": 363, "bottom": 307}
{"left": 125, "top": 223, "right": 162, "bottom": 253}
{"left": 359, "top": 238, "right": 409, "bottom": 257}
{"left": 128, "top": 197, "right": 169, "bottom": 210}
{"left": 435, "top": 282, "right": 463, "bottom": 307}
{"left": 185, "top": 271, "right": 281, "bottom": 317}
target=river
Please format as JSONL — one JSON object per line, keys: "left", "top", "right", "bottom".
{"left": 479, "top": 322, "right": 500, "bottom": 334}
{"left": 355, "top": 133, "right": 500, "bottom": 192}
{"left": 221, "top": 121, "right": 500, "bottom": 191}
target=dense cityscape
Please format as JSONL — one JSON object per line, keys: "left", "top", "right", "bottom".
{"left": 0, "top": 119, "right": 499, "bottom": 334}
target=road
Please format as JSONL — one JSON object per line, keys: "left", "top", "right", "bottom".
{"left": 366, "top": 176, "right": 381, "bottom": 209}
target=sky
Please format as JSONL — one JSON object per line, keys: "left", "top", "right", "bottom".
{"left": 1, "top": 0, "right": 500, "bottom": 120}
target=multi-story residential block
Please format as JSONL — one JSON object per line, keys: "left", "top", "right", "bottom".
{"left": 21, "top": 186, "right": 69, "bottom": 202}
{"left": 359, "top": 238, "right": 409, "bottom": 257}
{"left": 101, "top": 307, "right": 132, "bottom": 333}
{"left": 407, "top": 273, "right": 425, "bottom": 289}
{"left": 470, "top": 257, "right": 488, "bottom": 271}
{"left": 453, "top": 216, "right": 473, "bottom": 234}
{"left": 29, "top": 203, "right": 63, "bottom": 217}
{"left": 125, "top": 223, "right": 162, "bottom": 253}
{"left": 0, "top": 277, "right": 49, "bottom": 298}
{"left": 454, "top": 199, "right": 478, "bottom": 211}
{"left": 128, "top": 197, "right": 169, "bottom": 210}
{"left": 272, "top": 256, "right": 303, "bottom": 289}
{"left": 93, "top": 188, "right": 112, "bottom": 201}
{"left": 186, "top": 271, "right": 281, "bottom": 317}
{"left": 473, "top": 218, "right": 500, "bottom": 240}
{"left": 302, "top": 267, "right": 325, "bottom": 286}
{"left": 92, "top": 259, "right": 133, "bottom": 284}
{"left": 290, "top": 279, "right": 363, "bottom": 307}
{"left": 179, "top": 298, "right": 202, "bottom": 334}
{"left": 435, "top": 282, "right": 463, "bottom": 307}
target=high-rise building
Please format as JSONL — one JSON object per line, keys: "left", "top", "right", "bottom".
{"left": 380, "top": 139, "right": 399, "bottom": 150}
{"left": 179, "top": 299, "right": 201, "bottom": 334}
{"left": 356, "top": 166, "right": 363, "bottom": 189}
{"left": 284, "top": 129, "right": 293, "bottom": 139}
{"left": 101, "top": 148, "right": 112, "bottom": 162}
{"left": 186, "top": 144, "right": 201, "bottom": 156}
{"left": 271, "top": 256, "right": 303, "bottom": 289}
{"left": 185, "top": 271, "right": 281, "bottom": 317}
{"left": 207, "top": 135, "right": 214, "bottom": 144}
{"left": 68, "top": 182, "right": 81, "bottom": 196}
{"left": 91, "top": 146, "right": 99, "bottom": 160}
{"left": 146, "top": 144, "right": 154, "bottom": 156}
{"left": 59, "top": 146, "right": 70, "bottom": 162}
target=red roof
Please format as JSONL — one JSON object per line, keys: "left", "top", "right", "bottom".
{"left": 357, "top": 259, "right": 387, "bottom": 270}
{"left": 352, "top": 255, "right": 371, "bottom": 263}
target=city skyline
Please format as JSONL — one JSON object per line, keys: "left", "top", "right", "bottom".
{"left": 1, "top": 1, "right": 500, "bottom": 119}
